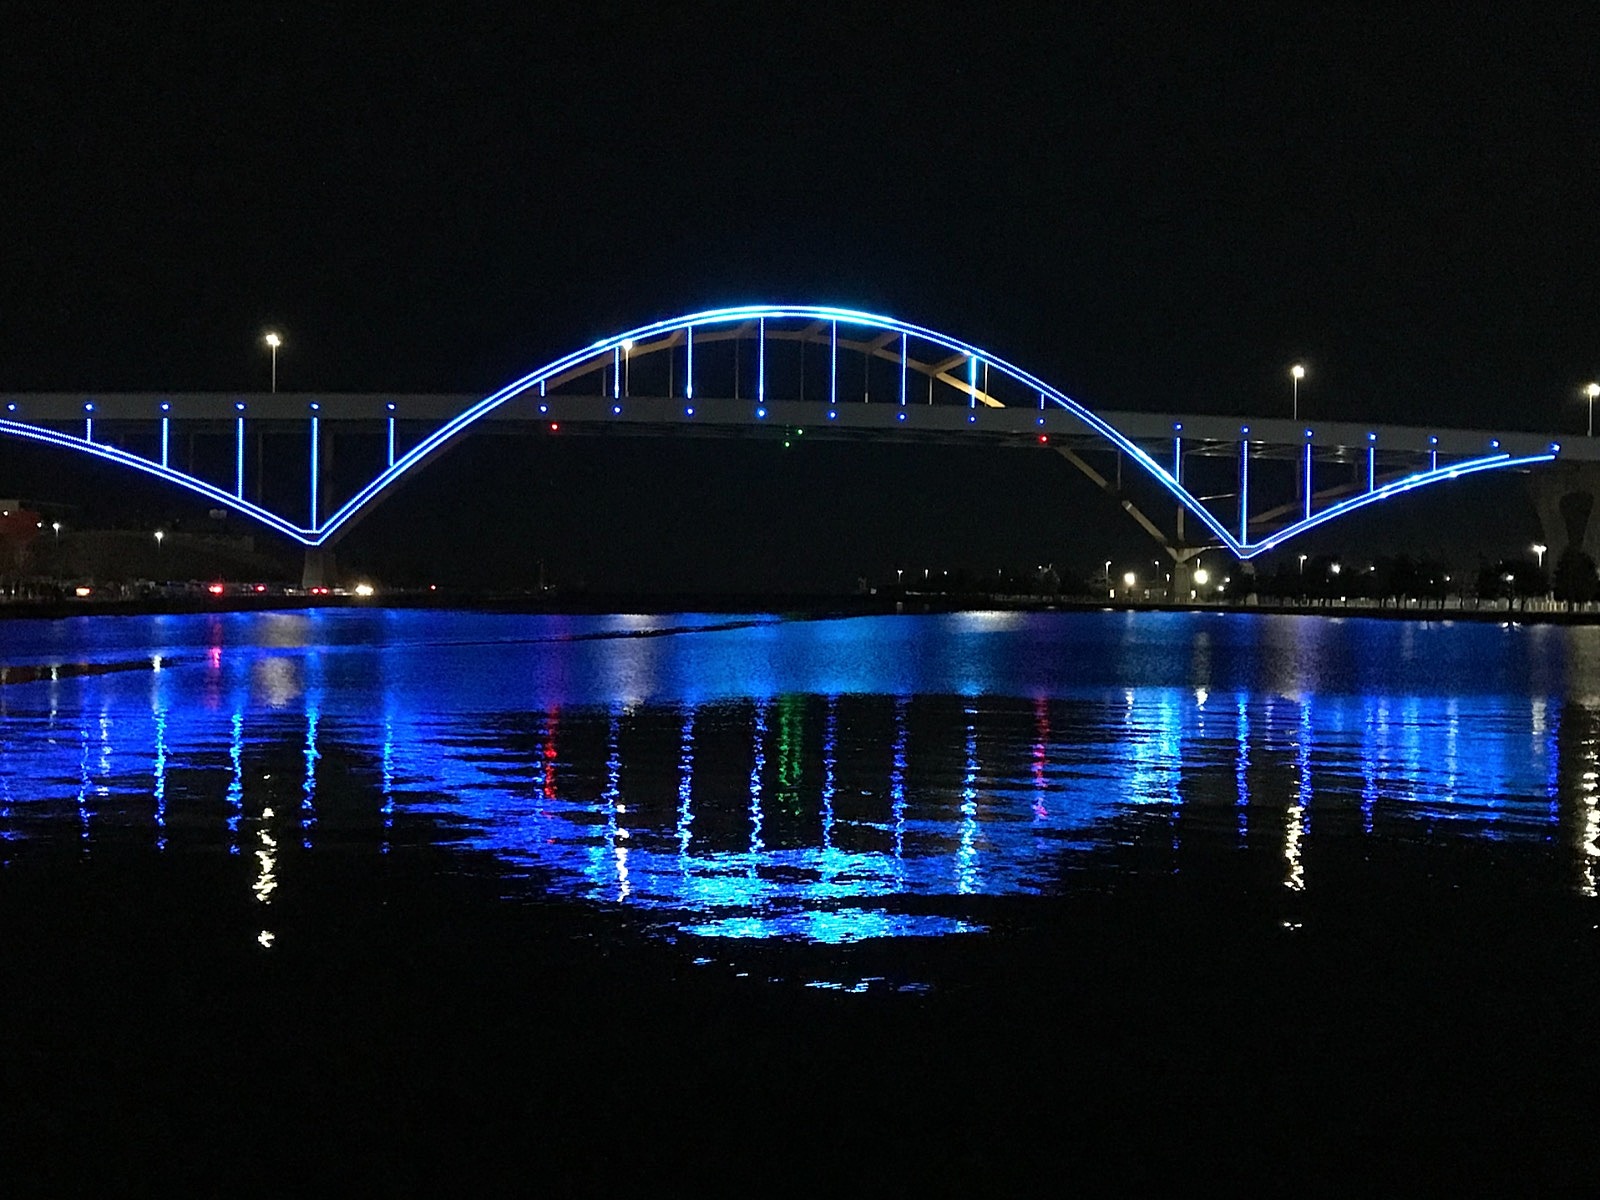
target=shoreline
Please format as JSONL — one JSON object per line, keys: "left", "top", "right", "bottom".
{"left": 0, "top": 590, "right": 1594, "bottom": 624}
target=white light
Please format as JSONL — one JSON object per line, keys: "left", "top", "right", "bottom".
{"left": 1291, "top": 364, "right": 1305, "bottom": 380}
{"left": 621, "top": 339, "right": 634, "bottom": 351}
{"left": 1122, "top": 572, "right": 1137, "bottom": 587}
{"left": 1193, "top": 568, "right": 1210, "bottom": 586}
{"left": 353, "top": 582, "right": 375, "bottom": 597}
{"left": 264, "top": 331, "right": 282, "bottom": 349}
{"left": 1588, "top": 383, "right": 1600, "bottom": 399}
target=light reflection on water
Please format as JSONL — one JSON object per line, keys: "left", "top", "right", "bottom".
{"left": 0, "top": 609, "right": 1597, "bottom": 945}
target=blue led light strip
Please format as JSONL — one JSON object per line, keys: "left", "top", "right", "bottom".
{"left": 1239, "top": 439, "right": 1250, "bottom": 543}
{"left": 7, "top": 302, "right": 1510, "bottom": 553}
{"left": 236, "top": 416, "right": 245, "bottom": 499}
{"left": 758, "top": 318, "right": 765, "bottom": 403}
{"left": 968, "top": 355, "right": 977, "bottom": 408}
{"left": 685, "top": 325, "right": 693, "bottom": 400}
{"left": 1242, "top": 453, "right": 1555, "bottom": 557}
{"left": 387, "top": 418, "right": 395, "bottom": 467}
{"left": 0, "top": 417, "right": 314, "bottom": 542}
{"left": 1303, "top": 443, "right": 1313, "bottom": 521}
{"left": 899, "top": 334, "right": 907, "bottom": 406}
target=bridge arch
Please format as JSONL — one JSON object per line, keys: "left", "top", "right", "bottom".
{"left": 0, "top": 304, "right": 1559, "bottom": 563}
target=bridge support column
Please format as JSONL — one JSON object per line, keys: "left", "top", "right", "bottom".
{"left": 1167, "top": 546, "right": 1206, "bottom": 600}
{"left": 302, "top": 547, "right": 336, "bottom": 590}
{"left": 1528, "top": 463, "right": 1600, "bottom": 568}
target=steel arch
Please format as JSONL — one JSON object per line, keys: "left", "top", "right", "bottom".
{"left": 0, "top": 304, "right": 1558, "bottom": 557}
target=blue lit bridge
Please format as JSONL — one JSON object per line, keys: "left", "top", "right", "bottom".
{"left": 1, "top": 305, "right": 1588, "bottom": 584}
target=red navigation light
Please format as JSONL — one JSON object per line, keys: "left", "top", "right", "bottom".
{"left": 207, "top": 583, "right": 225, "bottom": 595}
{"left": 254, "top": 584, "right": 267, "bottom": 593}
{"left": 549, "top": 422, "right": 559, "bottom": 432}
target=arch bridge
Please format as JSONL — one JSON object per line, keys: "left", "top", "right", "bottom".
{"left": 0, "top": 305, "right": 1582, "bottom": 585}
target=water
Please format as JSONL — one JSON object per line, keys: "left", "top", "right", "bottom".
{"left": 2, "top": 608, "right": 1598, "bottom": 1188}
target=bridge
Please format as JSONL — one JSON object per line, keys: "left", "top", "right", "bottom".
{"left": 1, "top": 304, "right": 1590, "bottom": 586}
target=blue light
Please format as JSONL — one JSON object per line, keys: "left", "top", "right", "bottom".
{"left": 84, "top": 402, "right": 94, "bottom": 412}
{"left": 1429, "top": 435, "right": 1438, "bottom": 444}
{"left": 5, "top": 404, "right": 14, "bottom": 412}
{"left": 1240, "top": 425, "right": 1249, "bottom": 435}
{"left": 828, "top": 410, "right": 837, "bottom": 420}
{"left": 758, "top": 317, "right": 766, "bottom": 403}
{"left": 968, "top": 355, "right": 977, "bottom": 408}
{"left": 386, "top": 402, "right": 396, "bottom": 412}
{"left": 1491, "top": 439, "right": 1500, "bottom": 449}
{"left": 309, "top": 416, "right": 320, "bottom": 528}
{"left": 0, "top": 416, "right": 313, "bottom": 542}
{"left": 756, "top": 407, "right": 766, "bottom": 418}
{"left": 685, "top": 406, "right": 695, "bottom": 417}
{"left": 685, "top": 324, "right": 694, "bottom": 400}
{"left": 1368, "top": 432, "right": 1376, "bottom": 441}
{"left": 235, "top": 402, "right": 245, "bottom": 411}
{"left": 1552, "top": 442, "right": 1562, "bottom": 452}
{"left": 539, "top": 404, "right": 548, "bottom": 414}
{"left": 309, "top": 402, "right": 320, "bottom": 412}
{"left": 160, "top": 402, "right": 169, "bottom": 412}
{"left": 968, "top": 413, "right": 977, "bottom": 423}
{"left": 612, "top": 405, "right": 621, "bottom": 415}
{"left": 897, "top": 412, "right": 907, "bottom": 422}
{"left": 1036, "top": 417, "right": 1045, "bottom": 426}
{"left": 1304, "top": 429, "right": 1313, "bottom": 438}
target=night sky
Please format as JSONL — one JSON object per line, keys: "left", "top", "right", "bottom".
{"left": 4, "top": 5, "right": 1597, "bottom": 589}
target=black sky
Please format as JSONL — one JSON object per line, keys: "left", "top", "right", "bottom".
{"left": 2, "top": 4, "right": 1596, "bottom": 587}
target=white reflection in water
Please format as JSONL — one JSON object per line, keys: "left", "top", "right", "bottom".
{"left": 1285, "top": 803, "right": 1306, "bottom": 892}
{"left": 749, "top": 702, "right": 767, "bottom": 855}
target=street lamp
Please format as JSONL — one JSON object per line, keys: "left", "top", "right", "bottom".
{"left": 1193, "top": 567, "right": 1210, "bottom": 587}
{"left": 1298, "top": 553, "right": 1308, "bottom": 574}
{"left": 1122, "top": 571, "right": 1137, "bottom": 592}
{"left": 1533, "top": 543, "right": 1547, "bottom": 569}
{"left": 51, "top": 521, "right": 61, "bottom": 542}
{"left": 1291, "top": 364, "right": 1306, "bottom": 420}
{"left": 154, "top": 530, "right": 165, "bottom": 553}
{"left": 622, "top": 339, "right": 634, "bottom": 396}
{"left": 1587, "top": 382, "right": 1599, "bottom": 437}
{"left": 1329, "top": 561, "right": 1342, "bottom": 576}
{"left": 264, "top": 331, "right": 282, "bottom": 394}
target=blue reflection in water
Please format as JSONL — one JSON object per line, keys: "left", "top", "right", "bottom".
{"left": 0, "top": 610, "right": 1596, "bottom": 945}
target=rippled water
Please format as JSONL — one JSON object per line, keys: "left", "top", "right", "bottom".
{"left": 7, "top": 606, "right": 1600, "bottom": 1189}
{"left": 3, "top": 608, "right": 1599, "bottom": 949}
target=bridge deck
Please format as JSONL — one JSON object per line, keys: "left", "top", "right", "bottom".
{"left": 0, "top": 393, "right": 1577, "bottom": 462}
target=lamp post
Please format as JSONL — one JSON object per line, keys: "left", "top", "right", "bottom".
{"left": 52, "top": 521, "right": 61, "bottom": 542}
{"left": 1291, "top": 364, "right": 1306, "bottom": 420}
{"left": 264, "top": 331, "right": 282, "bottom": 394}
{"left": 1533, "top": 542, "right": 1547, "bottom": 570}
{"left": 622, "top": 339, "right": 634, "bottom": 396}
{"left": 154, "top": 530, "right": 165, "bottom": 554}
{"left": 1587, "top": 382, "right": 1599, "bottom": 437}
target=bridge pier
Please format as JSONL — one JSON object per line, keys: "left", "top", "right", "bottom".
{"left": 1528, "top": 463, "right": 1600, "bottom": 567}
{"left": 301, "top": 547, "right": 336, "bottom": 590}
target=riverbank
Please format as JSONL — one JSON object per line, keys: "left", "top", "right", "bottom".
{"left": 0, "top": 589, "right": 1597, "bottom": 623}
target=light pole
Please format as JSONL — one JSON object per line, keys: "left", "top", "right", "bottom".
{"left": 1298, "top": 553, "right": 1307, "bottom": 574}
{"left": 52, "top": 521, "right": 61, "bottom": 543}
{"left": 1291, "top": 364, "right": 1306, "bottom": 420}
{"left": 1533, "top": 542, "right": 1547, "bottom": 570}
{"left": 622, "top": 339, "right": 633, "bottom": 396}
{"left": 264, "top": 331, "right": 282, "bottom": 394}
{"left": 154, "top": 530, "right": 165, "bottom": 555}
{"left": 1587, "top": 382, "right": 1599, "bottom": 437}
